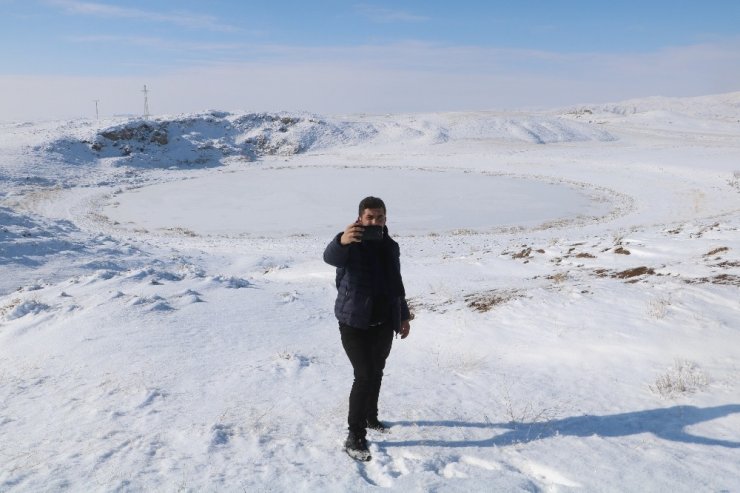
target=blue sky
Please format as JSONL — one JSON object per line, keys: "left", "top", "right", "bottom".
{"left": 1, "top": 0, "right": 739, "bottom": 119}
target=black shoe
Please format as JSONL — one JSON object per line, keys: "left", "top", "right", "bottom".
{"left": 366, "top": 418, "right": 389, "bottom": 433}
{"left": 344, "top": 432, "right": 371, "bottom": 461}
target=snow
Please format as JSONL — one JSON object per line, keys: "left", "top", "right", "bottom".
{"left": 1, "top": 92, "right": 739, "bottom": 492}
{"left": 100, "top": 167, "right": 613, "bottom": 237}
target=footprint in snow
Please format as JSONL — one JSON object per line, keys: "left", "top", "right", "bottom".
{"left": 150, "top": 300, "right": 174, "bottom": 311}
{"left": 127, "top": 295, "right": 174, "bottom": 311}
{"left": 127, "top": 267, "right": 184, "bottom": 283}
{"left": 439, "top": 455, "right": 504, "bottom": 478}
{"left": 210, "top": 424, "right": 235, "bottom": 449}
{"left": 274, "top": 351, "right": 317, "bottom": 374}
{"left": 279, "top": 291, "right": 298, "bottom": 303}
{"left": 22, "top": 283, "right": 45, "bottom": 292}
{"left": 1, "top": 299, "right": 52, "bottom": 321}
{"left": 256, "top": 256, "right": 291, "bottom": 274}
{"left": 175, "top": 289, "right": 205, "bottom": 305}
{"left": 511, "top": 458, "right": 582, "bottom": 489}
{"left": 86, "top": 269, "right": 119, "bottom": 282}
{"left": 211, "top": 275, "right": 252, "bottom": 289}
{"left": 138, "top": 388, "right": 167, "bottom": 409}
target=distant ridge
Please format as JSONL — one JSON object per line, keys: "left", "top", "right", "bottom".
{"left": 563, "top": 91, "right": 740, "bottom": 120}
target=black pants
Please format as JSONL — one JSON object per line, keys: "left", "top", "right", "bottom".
{"left": 340, "top": 322, "right": 394, "bottom": 437}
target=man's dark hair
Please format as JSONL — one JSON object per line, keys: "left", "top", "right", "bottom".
{"left": 358, "top": 196, "right": 386, "bottom": 216}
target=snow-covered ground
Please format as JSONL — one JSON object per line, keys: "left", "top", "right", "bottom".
{"left": 1, "top": 93, "right": 739, "bottom": 492}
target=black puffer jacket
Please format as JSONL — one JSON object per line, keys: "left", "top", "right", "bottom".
{"left": 323, "top": 226, "right": 410, "bottom": 332}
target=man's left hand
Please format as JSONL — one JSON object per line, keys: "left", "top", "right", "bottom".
{"left": 399, "top": 320, "right": 411, "bottom": 339}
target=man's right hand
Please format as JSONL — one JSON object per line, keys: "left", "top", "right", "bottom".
{"left": 340, "top": 222, "right": 364, "bottom": 245}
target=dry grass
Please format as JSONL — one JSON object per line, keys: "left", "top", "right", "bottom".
{"left": 547, "top": 272, "right": 569, "bottom": 284}
{"left": 500, "top": 383, "right": 561, "bottom": 425}
{"left": 649, "top": 359, "right": 709, "bottom": 398}
{"left": 0, "top": 298, "right": 23, "bottom": 319}
{"left": 575, "top": 252, "right": 596, "bottom": 259}
{"left": 646, "top": 296, "right": 671, "bottom": 319}
{"left": 704, "top": 246, "right": 729, "bottom": 257}
{"left": 512, "top": 247, "right": 532, "bottom": 259}
{"left": 685, "top": 274, "right": 740, "bottom": 286}
{"left": 614, "top": 266, "right": 655, "bottom": 279}
{"left": 464, "top": 289, "right": 523, "bottom": 312}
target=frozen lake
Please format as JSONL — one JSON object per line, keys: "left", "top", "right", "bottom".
{"left": 102, "top": 166, "right": 613, "bottom": 236}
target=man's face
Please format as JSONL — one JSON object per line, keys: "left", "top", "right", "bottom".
{"left": 359, "top": 208, "right": 386, "bottom": 227}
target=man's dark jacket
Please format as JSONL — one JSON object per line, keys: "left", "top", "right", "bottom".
{"left": 323, "top": 226, "right": 410, "bottom": 332}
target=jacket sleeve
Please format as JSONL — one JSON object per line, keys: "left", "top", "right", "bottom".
{"left": 323, "top": 233, "right": 349, "bottom": 267}
{"left": 401, "top": 297, "right": 411, "bottom": 322}
{"left": 393, "top": 242, "right": 411, "bottom": 322}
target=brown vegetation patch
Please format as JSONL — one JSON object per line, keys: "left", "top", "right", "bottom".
{"left": 614, "top": 266, "right": 655, "bottom": 279}
{"left": 575, "top": 252, "right": 596, "bottom": 259}
{"left": 705, "top": 247, "right": 729, "bottom": 257}
{"left": 614, "top": 247, "right": 631, "bottom": 255}
{"left": 512, "top": 247, "right": 532, "bottom": 259}
{"left": 406, "top": 298, "right": 450, "bottom": 316}
{"left": 464, "top": 289, "right": 523, "bottom": 313}
{"left": 684, "top": 274, "right": 740, "bottom": 286}
{"left": 547, "top": 272, "right": 569, "bottom": 283}
{"left": 100, "top": 123, "right": 168, "bottom": 145}
{"left": 0, "top": 298, "right": 23, "bottom": 318}
{"left": 714, "top": 260, "right": 740, "bottom": 268}
{"left": 690, "top": 222, "right": 720, "bottom": 239}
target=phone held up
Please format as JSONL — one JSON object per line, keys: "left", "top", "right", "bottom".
{"left": 361, "top": 225, "right": 384, "bottom": 241}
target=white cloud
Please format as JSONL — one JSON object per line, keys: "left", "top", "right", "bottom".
{"left": 65, "top": 35, "right": 246, "bottom": 53}
{"left": 46, "top": 0, "right": 239, "bottom": 32}
{"left": 354, "top": 4, "right": 429, "bottom": 23}
{"left": 2, "top": 39, "right": 739, "bottom": 121}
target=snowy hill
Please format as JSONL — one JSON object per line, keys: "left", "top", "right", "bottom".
{"left": 564, "top": 91, "right": 740, "bottom": 119}
{"left": 1, "top": 93, "right": 739, "bottom": 492}
{"left": 29, "top": 109, "right": 618, "bottom": 173}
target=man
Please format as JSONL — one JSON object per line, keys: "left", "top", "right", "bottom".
{"left": 323, "top": 196, "right": 411, "bottom": 462}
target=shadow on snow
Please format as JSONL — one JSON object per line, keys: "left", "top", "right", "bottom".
{"left": 381, "top": 405, "right": 740, "bottom": 449}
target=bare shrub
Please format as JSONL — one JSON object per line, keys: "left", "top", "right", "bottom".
{"left": 548, "top": 272, "right": 568, "bottom": 283}
{"left": 500, "top": 383, "right": 561, "bottom": 425}
{"left": 512, "top": 247, "right": 532, "bottom": 259}
{"left": 728, "top": 170, "right": 740, "bottom": 189}
{"left": 646, "top": 296, "right": 671, "bottom": 319}
{"left": 649, "top": 359, "right": 709, "bottom": 398}
{"left": 0, "top": 298, "right": 23, "bottom": 318}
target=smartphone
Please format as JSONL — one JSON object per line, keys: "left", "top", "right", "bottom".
{"left": 361, "top": 225, "right": 384, "bottom": 241}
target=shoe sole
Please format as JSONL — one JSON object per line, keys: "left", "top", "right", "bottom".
{"left": 345, "top": 447, "right": 372, "bottom": 462}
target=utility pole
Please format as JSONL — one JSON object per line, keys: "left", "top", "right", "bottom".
{"left": 93, "top": 99, "right": 99, "bottom": 120}
{"left": 142, "top": 85, "right": 150, "bottom": 118}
